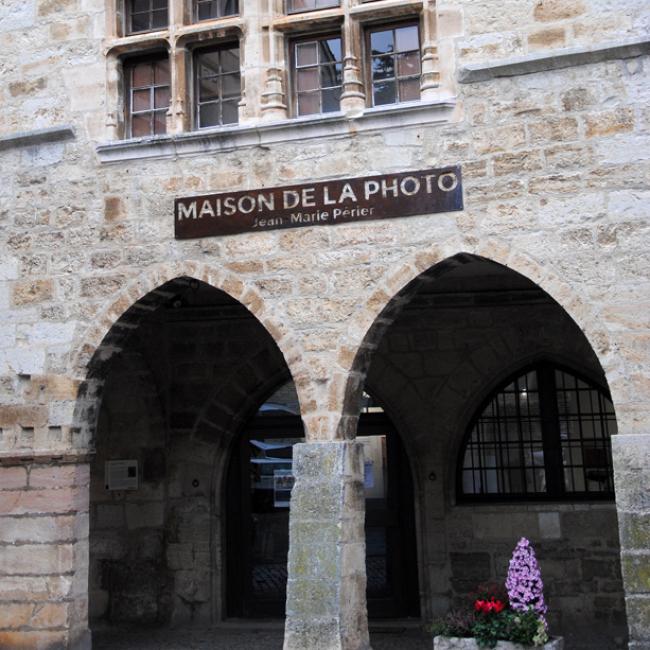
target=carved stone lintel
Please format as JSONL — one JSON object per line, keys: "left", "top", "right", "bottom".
{"left": 420, "top": 42, "right": 441, "bottom": 98}
{"left": 261, "top": 66, "right": 288, "bottom": 120}
{"left": 340, "top": 54, "right": 366, "bottom": 117}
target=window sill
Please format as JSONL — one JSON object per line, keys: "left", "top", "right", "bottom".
{"left": 95, "top": 97, "right": 456, "bottom": 164}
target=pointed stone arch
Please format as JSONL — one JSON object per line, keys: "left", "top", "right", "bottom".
{"left": 333, "top": 238, "right": 616, "bottom": 437}
{"left": 68, "top": 261, "right": 309, "bottom": 451}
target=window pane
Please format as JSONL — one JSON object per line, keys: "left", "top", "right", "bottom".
{"left": 132, "top": 88, "right": 151, "bottom": 111}
{"left": 130, "top": 12, "right": 149, "bottom": 32}
{"left": 370, "top": 29, "right": 393, "bottom": 55}
{"left": 395, "top": 24, "right": 419, "bottom": 52}
{"left": 151, "top": 8, "right": 167, "bottom": 27}
{"left": 372, "top": 56, "right": 394, "bottom": 81}
{"left": 153, "top": 110, "right": 166, "bottom": 134}
{"left": 222, "top": 100, "right": 239, "bottom": 125}
{"left": 288, "top": 0, "right": 309, "bottom": 10}
{"left": 131, "top": 113, "right": 150, "bottom": 137}
{"left": 197, "top": 1, "right": 215, "bottom": 20}
{"left": 200, "top": 77, "right": 220, "bottom": 101}
{"left": 374, "top": 80, "right": 395, "bottom": 105}
{"left": 223, "top": 0, "right": 238, "bottom": 15}
{"left": 153, "top": 0, "right": 166, "bottom": 9}
{"left": 154, "top": 86, "right": 170, "bottom": 109}
{"left": 199, "top": 51, "right": 221, "bottom": 77}
{"left": 222, "top": 73, "right": 240, "bottom": 98}
{"left": 297, "top": 68, "right": 318, "bottom": 91}
{"left": 397, "top": 51, "right": 420, "bottom": 76}
{"left": 133, "top": 0, "right": 149, "bottom": 12}
{"left": 221, "top": 47, "right": 240, "bottom": 73}
{"left": 131, "top": 63, "right": 152, "bottom": 89}
{"left": 399, "top": 78, "right": 420, "bottom": 102}
{"left": 154, "top": 59, "right": 170, "bottom": 84}
{"left": 199, "top": 102, "right": 220, "bottom": 127}
{"left": 296, "top": 42, "right": 318, "bottom": 67}
{"left": 320, "top": 64, "right": 341, "bottom": 88}
{"left": 297, "top": 91, "right": 319, "bottom": 115}
{"left": 321, "top": 87, "right": 341, "bottom": 112}
{"left": 320, "top": 38, "right": 341, "bottom": 63}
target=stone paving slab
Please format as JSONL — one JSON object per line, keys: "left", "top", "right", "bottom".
{"left": 92, "top": 627, "right": 433, "bottom": 650}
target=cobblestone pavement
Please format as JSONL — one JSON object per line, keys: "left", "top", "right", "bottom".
{"left": 93, "top": 625, "right": 432, "bottom": 649}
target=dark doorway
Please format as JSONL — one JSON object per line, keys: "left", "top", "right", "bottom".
{"left": 226, "top": 388, "right": 419, "bottom": 619}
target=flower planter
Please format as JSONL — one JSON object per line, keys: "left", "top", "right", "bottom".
{"left": 433, "top": 636, "right": 564, "bottom": 650}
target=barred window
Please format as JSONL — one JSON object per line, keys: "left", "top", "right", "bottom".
{"left": 292, "top": 35, "right": 343, "bottom": 116}
{"left": 126, "top": 56, "right": 170, "bottom": 137}
{"left": 459, "top": 364, "right": 616, "bottom": 501}
{"left": 367, "top": 23, "right": 421, "bottom": 107}
{"left": 127, "top": 0, "right": 167, "bottom": 34}
{"left": 195, "top": 45, "right": 241, "bottom": 128}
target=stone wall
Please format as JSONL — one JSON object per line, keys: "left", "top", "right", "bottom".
{"left": 88, "top": 292, "right": 291, "bottom": 626}
{"left": 0, "top": 0, "right": 648, "bottom": 647}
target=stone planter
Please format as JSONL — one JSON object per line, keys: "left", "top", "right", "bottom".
{"left": 433, "top": 636, "right": 564, "bottom": 650}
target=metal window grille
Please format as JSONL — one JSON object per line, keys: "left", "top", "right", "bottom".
{"left": 460, "top": 364, "right": 615, "bottom": 500}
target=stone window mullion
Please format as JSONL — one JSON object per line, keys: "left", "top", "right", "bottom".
{"left": 419, "top": 0, "right": 440, "bottom": 99}
{"left": 340, "top": 8, "right": 366, "bottom": 116}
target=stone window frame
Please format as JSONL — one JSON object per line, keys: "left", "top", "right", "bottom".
{"left": 102, "top": 0, "right": 443, "bottom": 142}
{"left": 192, "top": 41, "right": 243, "bottom": 128}
{"left": 269, "top": 0, "right": 440, "bottom": 120}
{"left": 289, "top": 30, "right": 345, "bottom": 117}
{"left": 456, "top": 362, "right": 616, "bottom": 503}
{"left": 105, "top": 0, "right": 245, "bottom": 140}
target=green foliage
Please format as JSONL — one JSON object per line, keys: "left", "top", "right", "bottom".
{"left": 471, "top": 609, "right": 549, "bottom": 648}
{"left": 432, "top": 607, "right": 549, "bottom": 648}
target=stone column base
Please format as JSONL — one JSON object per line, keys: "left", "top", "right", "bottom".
{"left": 284, "top": 441, "right": 371, "bottom": 650}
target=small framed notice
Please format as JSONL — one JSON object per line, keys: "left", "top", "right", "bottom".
{"left": 105, "top": 460, "right": 139, "bottom": 490}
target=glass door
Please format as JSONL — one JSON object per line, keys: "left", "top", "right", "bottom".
{"left": 226, "top": 400, "right": 418, "bottom": 619}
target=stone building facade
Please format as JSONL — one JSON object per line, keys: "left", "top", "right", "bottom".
{"left": 0, "top": 0, "right": 649, "bottom": 649}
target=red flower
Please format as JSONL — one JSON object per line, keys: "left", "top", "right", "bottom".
{"left": 474, "top": 597, "right": 505, "bottom": 614}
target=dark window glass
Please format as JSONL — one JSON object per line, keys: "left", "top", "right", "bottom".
{"left": 368, "top": 23, "right": 421, "bottom": 106}
{"left": 293, "top": 35, "right": 342, "bottom": 116}
{"left": 460, "top": 365, "right": 615, "bottom": 500}
{"left": 195, "top": 0, "right": 238, "bottom": 21}
{"left": 287, "top": 0, "right": 340, "bottom": 14}
{"left": 126, "top": 57, "right": 170, "bottom": 137}
{"left": 195, "top": 45, "right": 241, "bottom": 128}
{"left": 127, "top": 0, "right": 168, "bottom": 34}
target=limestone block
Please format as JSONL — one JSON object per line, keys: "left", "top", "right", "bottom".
{"left": 621, "top": 554, "right": 650, "bottom": 593}
{"left": 0, "top": 544, "right": 73, "bottom": 575}
{"left": 534, "top": 0, "right": 586, "bottom": 22}
{"left": 125, "top": 502, "right": 164, "bottom": 529}
{"left": 528, "top": 27, "right": 566, "bottom": 50}
{"left": 0, "top": 465, "right": 28, "bottom": 489}
{"left": 585, "top": 108, "right": 635, "bottom": 139}
{"left": 12, "top": 279, "right": 53, "bottom": 306}
{"left": 0, "top": 515, "right": 76, "bottom": 544}
{"left": 0, "top": 603, "right": 33, "bottom": 629}
{"left": 31, "top": 602, "right": 69, "bottom": 629}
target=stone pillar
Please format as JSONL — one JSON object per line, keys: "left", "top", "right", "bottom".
{"left": 284, "top": 441, "right": 370, "bottom": 650}
{"left": 0, "top": 459, "right": 90, "bottom": 649}
{"left": 613, "top": 434, "right": 650, "bottom": 649}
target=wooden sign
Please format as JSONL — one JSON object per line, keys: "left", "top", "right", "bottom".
{"left": 174, "top": 166, "right": 463, "bottom": 239}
